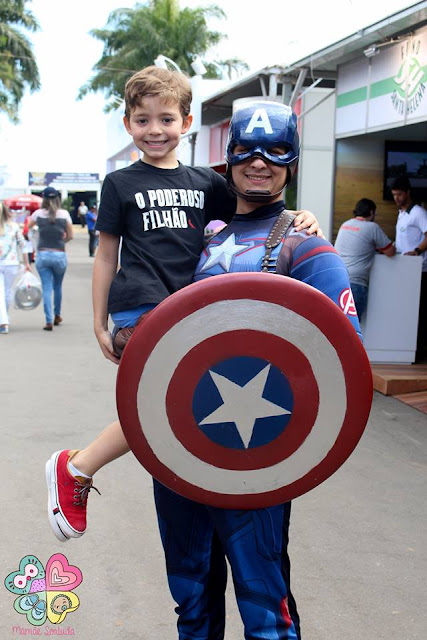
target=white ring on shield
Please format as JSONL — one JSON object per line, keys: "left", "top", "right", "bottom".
{"left": 136, "top": 299, "right": 347, "bottom": 495}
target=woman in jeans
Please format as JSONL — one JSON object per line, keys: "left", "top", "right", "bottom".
{"left": 28, "top": 187, "right": 73, "bottom": 330}
{"left": 0, "top": 202, "right": 30, "bottom": 334}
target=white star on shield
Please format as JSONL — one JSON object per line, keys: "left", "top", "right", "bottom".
{"left": 199, "top": 365, "right": 292, "bottom": 448}
{"left": 200, "top": 233, "right": 250, "bottom": 272}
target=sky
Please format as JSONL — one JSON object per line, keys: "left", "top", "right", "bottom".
{"left": 0, "top": 0, "right": 419, "bottom": 191}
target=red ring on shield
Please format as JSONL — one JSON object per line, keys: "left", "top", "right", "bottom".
{"left": 117, "top": 273, "right": 373, "bottom": 509}
{"left": 166, "top": 330, "right": 318, "bottom": 470}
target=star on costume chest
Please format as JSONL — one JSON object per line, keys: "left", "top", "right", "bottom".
{"left": 201, "top": 233, "right": 250, "bottom": 272}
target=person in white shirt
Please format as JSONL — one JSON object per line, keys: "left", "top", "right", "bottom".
{"left": 0, "top": 202, "right": 30, "bottom": 333}
{"left": 77, "top": 201, "right": 88, "bottom": 228}
{"left": 391, "top": 175, "right": 427, "bottom": 361}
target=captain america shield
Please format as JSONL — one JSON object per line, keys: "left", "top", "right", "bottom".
{"left": 117, "top": 273, "right": 373, "bottom": 508}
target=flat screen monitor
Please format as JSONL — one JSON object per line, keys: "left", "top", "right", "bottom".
{"left": 383, "top": 140, "right": 427, "bottom": 203}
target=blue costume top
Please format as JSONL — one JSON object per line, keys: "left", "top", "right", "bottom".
{"left": 194, "top": 201, "right": 361, "bottom": 340}
{"left": 155, "top": 201, "right": 362, "bottom": 640}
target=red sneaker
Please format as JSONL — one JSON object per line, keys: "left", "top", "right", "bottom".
{"left": 45, "top": 450, "right": 99, "bottom": 541}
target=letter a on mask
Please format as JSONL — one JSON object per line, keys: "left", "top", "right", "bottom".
{"left": 245, "top": 109, "right": 273, "bottom": 134}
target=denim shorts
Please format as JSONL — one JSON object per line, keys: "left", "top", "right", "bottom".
{"left": 111, "top": 303, "right": 156, "bottom": 339}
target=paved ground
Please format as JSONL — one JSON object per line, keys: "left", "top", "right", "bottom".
{"left": 1, "top": 230, "right": 426, "bottom": 639}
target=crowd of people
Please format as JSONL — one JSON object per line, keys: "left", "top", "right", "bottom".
{"left": 0, "top": 194, "right": 99, "bottom": 333}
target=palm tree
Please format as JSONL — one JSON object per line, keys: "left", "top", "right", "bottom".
{"left": 0, "top": 0, "right": 40, "bottom": 122}
{"left": 218, "top": 57, "right": 250, "bottom": 82}
{"left": 78, "top": 0, "right": 244, "bottom": 112}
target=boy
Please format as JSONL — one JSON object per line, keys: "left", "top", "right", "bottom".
{"left": 45, "top": 67, "right": 320, "bottom": 544}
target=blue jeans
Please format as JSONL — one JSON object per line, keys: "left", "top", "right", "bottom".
{"left": 350, "top": 282, "right": 368, "bottom": 320}
{"left": 35, "top": 251, "right": 67, "bottom": 324}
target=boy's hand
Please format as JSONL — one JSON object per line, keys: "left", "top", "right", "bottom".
{"left": 293, "top": 210, "right": 324, "bottom": 238}
{"left": 95, "top": 328, "right": 121, "bottom": 365}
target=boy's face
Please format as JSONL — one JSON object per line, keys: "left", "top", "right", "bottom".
{"left": 124, "top": 96, "right": 192, "bottom": 169}
{"left": 231, "top": 147, "right": 288, "bottom": 213}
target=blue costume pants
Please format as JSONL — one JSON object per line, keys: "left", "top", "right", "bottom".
{"left": 154, "top": 480, "right": 300, "bottom": 640}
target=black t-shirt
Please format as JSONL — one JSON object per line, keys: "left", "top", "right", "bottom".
{"left": 96, "top": 160, "right": 236, "bottom": 313}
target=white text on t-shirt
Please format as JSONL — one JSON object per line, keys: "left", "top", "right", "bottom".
{"left": 135, "top": 188, "right": 205, "bottom": 232}
{"left": 134, "top": 188, "right": 205, "bottom": 210}
{"left": 141, "top": 208, "right": 189, "bottom": 231}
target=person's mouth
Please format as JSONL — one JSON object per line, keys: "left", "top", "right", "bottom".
{"left": 145, "top": 140, "right": 167, "bottom": 147}
{"left": 245, "top": 174, "right": 271, "bottom": 184}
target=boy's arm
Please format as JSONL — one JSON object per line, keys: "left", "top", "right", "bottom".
{"left": 92, "top": 231, "right": 120, "bottom": 365}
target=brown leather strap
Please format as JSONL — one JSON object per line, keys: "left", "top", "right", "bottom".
{"left": 261, "top": 210, "right": 295, "bottom": 273}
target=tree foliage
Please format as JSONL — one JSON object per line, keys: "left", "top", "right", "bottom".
{"left": 0, "top": 0, "right": 40, "bottom": 122}
{"left": 79, "top": 0, "right": 247, "bottom": 111}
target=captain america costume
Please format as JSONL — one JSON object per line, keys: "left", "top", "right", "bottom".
{"left": 195, "top": 202, "right": 362, "bottom": 329}
{"left": 153, "top": 200, "right": 361, "bottom": 640}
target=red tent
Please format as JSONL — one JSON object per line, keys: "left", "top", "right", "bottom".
{"left": 4, "top": 193, "right": 43, "bottom": 213}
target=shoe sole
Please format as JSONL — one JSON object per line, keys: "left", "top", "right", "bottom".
{"left": 45, "top": 451, "right": 85, "bottom": 542}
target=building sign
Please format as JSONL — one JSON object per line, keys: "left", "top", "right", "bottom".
{"left": 335, "top": 27, "right": 427, "bottom": 137}
{"left": 392, "top": 39, "right": 426, "bottom": 116}
{"left": 29, "top": 172, "right": 99, "bottom": 187}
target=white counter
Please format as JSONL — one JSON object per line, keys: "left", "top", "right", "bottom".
{"left": 360, "top": 254, "right": 423, "bottom": 364}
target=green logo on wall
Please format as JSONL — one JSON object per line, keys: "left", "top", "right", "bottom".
{"left": 394, "top": 56, "right": 425, "bottom": 98}
{"left": 391, "top": 52, "right": 426, "bottom": 116}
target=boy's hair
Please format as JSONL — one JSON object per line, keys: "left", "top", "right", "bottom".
{"left": 124, "top": 65, "right": 192, "bottom": 120}
{"left": 353, "top": 198, "right": 376, "bottom": 218}
{"left": 391, "top": 175, "right": 411, "bottom": 192}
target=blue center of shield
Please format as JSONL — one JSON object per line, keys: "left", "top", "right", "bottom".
{"left": 192, "top": 356, "right": 293, "bottom": 450}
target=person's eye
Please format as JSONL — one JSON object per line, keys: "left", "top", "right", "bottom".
{"left": 163, "top": 117, "right": 175, "bottom": 124}
{"left": 267, "top": 147, "right": 287, "bottom": 156}
{"left": 233, "top": 145, "right": 249, "bottom": 154}
{"left": 137, "top": 119, "right": 147, "bottom": 125}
